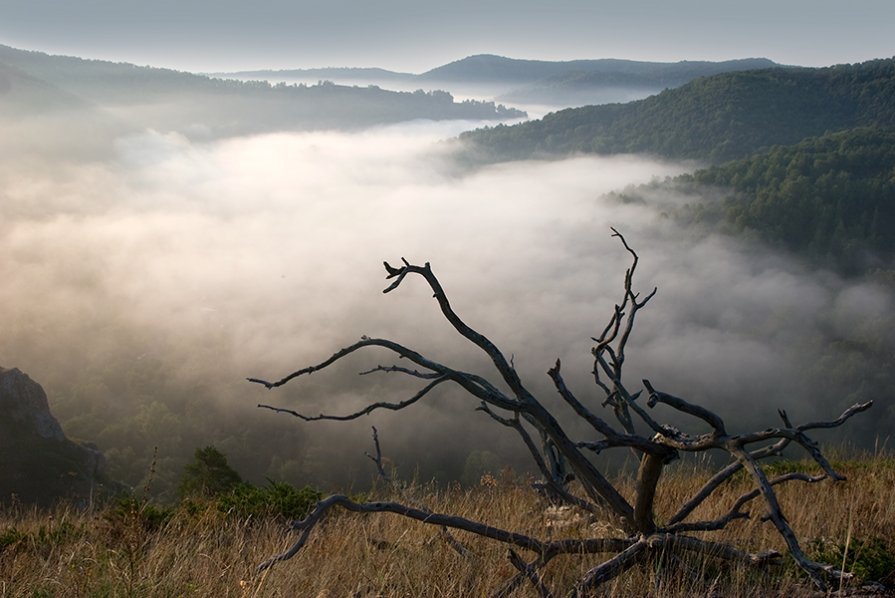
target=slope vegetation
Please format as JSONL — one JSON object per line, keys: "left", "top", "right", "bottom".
{"left": 462, "top": 58, "right": 895, "bottom": 163}
{"left": 674, "top": 128, "right": 895, "bottom": 272}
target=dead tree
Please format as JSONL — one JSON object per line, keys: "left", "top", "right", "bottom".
{"left": 248, "top": 230, "right": 871, "bottom": 595}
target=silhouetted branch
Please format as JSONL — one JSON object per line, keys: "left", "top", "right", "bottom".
{"left": 665, "top": 471, "right": 825, "bottom": 533}
{"left": 364, "top": 426, "right": 390, "bottom": 482}
{"left": 381, "top": 259, "right": 530, "bottom": 402}
{"left": 259, "top": 493, "right": 637, "bottom": 573}
{"left": 257, "top": 376, "right": 449, "bottom": 421}
{"left": 573, "top": 539, "right": 647, "bottom": 594}
{"left": 477, "top": 402, "right": 598, "bottom": 514}
{"left": 251, "top": 231, "right": 870, "bottom": 594}
{"left": 668, "top": 437, "right": 790, "bottom": 525}
{"left": 643, "top": 379, "right": 727, "bottom": 436}
{"left": 507, "top": 549, "right": 553, "bottom": 598}
{"left": 359, "top": 364, "right": 442, "bottom": 379}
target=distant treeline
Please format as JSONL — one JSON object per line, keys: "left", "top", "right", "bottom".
{"left": 0, "top": 44, "right": 524, "bottom": 140}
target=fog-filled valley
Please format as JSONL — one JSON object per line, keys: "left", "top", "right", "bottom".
{"left": 2, "top": 44, "right": 894, "bottom": 505}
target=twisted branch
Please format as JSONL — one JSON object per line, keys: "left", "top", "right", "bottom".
{"left": 250, "top": 232, "right": 872, "bottom": 594}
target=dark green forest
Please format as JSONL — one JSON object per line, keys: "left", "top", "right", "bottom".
{"left": 461, "top": 58, "right": 895, "bottom": 163}
{"left": 669, "top": 128, "right": 895, "bottom": 274}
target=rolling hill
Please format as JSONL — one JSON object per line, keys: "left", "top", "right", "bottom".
{"left": 0, "top": 44, "right": 523, "bottom": 138}
{"left": 215, "top": 55, "right": 785, "bottom": 109}
{"left": 0, "top": 61, "right": 89, "bottom": 114}
{"left": 460, "top": 57, "right": 895, "bottom": 164}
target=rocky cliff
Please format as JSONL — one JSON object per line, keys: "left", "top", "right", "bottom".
{"left": 0, "top": 366, "right": 113, "bottom": 507}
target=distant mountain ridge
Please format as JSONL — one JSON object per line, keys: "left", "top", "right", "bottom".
{"left": 0, "top": 44, "right": 523, "bottom": 138}
{"left": 225, "top": 55, "right": 780, "bottom": 82}
{"left": 213, "top": 54, "right": 785, "bottom": 108}
{"left": 217, "top": 66, "right": 415, "bottom": 83}
{"left": 419, "top": 54, "right": 781, "bottom": 83}
{"left": 461, "top": 57, "right": 895, "bottom": 163}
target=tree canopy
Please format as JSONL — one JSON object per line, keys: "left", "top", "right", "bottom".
{"left": 461, "top": 58, "right": 895, "bottom": 164}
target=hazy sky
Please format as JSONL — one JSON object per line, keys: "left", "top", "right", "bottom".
{"left": 1, "top": 0, "right": 893, "bottom": 72}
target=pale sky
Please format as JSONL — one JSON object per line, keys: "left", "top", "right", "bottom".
{"left": 0, "top": 0, "right": 893, "bottom": 73}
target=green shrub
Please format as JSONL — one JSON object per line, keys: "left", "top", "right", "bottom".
{"left": 105, "top": 495, "right": 174, "bottom": 531}
{"left": 34, "top": 519, "right": 78, "bottom": 547}
{"left": 217, "top": 480, "right": 321, "bottom": 520}
{"left": 178, "top": 446, "right": 243, "bottom": 499}
{"left": 809, "top": 536, "right": 895, "bottom": 583}
{"left": 0, "top": 526, "right": 25, "bottom": 551}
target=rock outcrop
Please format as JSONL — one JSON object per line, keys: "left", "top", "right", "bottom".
{"left": 0, "top": 366, "right": 113, "bottom": 507}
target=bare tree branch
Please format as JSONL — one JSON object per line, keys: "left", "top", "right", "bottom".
{"left": 257, "top": 376, "right": 449, "bottom": 421}
{"left": 665, "top": 471, "right": 825, "bottom": 533}
{"left": 668, "top": 438, "right": 790, "bottom": 525}
{"left": 654, "top": 534, "right": 782, "bottom": 565}
{"left": 258, "top": 494, "right": 548, "bottom": 571}
{"left": 364, "top": 426, "right": 390, "bottom": 482}
{"left": 732, "top": 401, "right": 872, "bottom": 484}
{"left": 251, "top": 232, "right": 871, "bottom": 594}
{"left": 381, "top": 260, "right": 531, "bottom": 403}
{"left": 573, "top": 539, "right": 647, "bottom": 595}
{"left": 731, "top": 446, "right": 848, "bottom": 590}
{"left": 507, "top": 549, "right": 553, "bottom": 598}
{"left": 260, "top": 493, "right": 637, "bottom": 574}
{"left": 642, "top": 379, "right": 726, "bottom": 437}
{"left": 359, "top": 364, "right": 443, "bottom": 379}
{"left": 548, "top": 359, "right": 622, "bottom": 439}
{"left": 477, "top": 402, "right": 600, "bottom": 514}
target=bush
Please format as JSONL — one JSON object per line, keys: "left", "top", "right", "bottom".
{"left": 217, "top": 480, "right": 321, "bottom": 520}
{"left": 178, "top": 446, "right": 243, "bottom": 499}
{"left": 0, "top": 526, "right": 25, "bottom": 551}
{"left": 105, "top": 495, "right": 175, "bottom": 532}
{"left": 809, "top": 536, "right": 895, "bottom": 583}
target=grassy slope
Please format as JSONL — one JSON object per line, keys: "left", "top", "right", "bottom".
{"left": 3, "top": 457, "right": 894, "bottom": 596}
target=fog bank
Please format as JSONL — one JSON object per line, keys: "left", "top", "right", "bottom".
{"left": 2, "top": 121, "right": 890, "bottom": 491}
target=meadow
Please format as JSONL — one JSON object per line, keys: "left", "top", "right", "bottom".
{"left": 3, "top": 456, "right": 894, "bottom": 597}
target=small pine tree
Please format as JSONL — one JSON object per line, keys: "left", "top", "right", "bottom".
{"left": 178, "top": 446, "right": 242, "bottom": 499}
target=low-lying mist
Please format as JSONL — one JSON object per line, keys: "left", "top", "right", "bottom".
{"left": 2, "top": 118, "right": 891, "bottom": 496}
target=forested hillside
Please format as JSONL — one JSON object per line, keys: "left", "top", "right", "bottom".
{"left": 671, "top": 128, "right": 895, "bottom": 273}
{"left": 461, "top": 58, "right": 895, "bottom": 163}
{"left": 0, "top": 61, "right": 88, "bottom": 114}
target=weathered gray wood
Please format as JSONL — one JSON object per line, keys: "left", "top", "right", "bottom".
{"left": 633, "top": 452, "right": 664, "bottom": 533}
{"left": 250, "top": 231, "right": 871, "bottom": 594}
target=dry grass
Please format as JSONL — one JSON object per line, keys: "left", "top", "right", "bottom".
{"left": 2, "top": 457, "right": 894, "bottom": 597}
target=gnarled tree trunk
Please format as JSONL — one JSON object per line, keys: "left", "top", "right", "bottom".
{"left": 249, "top": 230, "right": 871, "bottom": 595}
